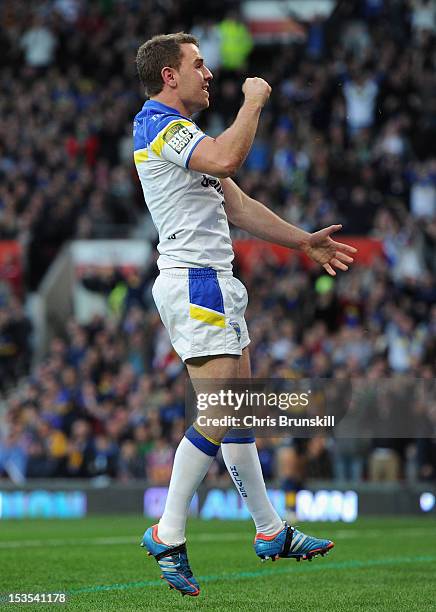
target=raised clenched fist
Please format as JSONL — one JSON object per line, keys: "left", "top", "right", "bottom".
{"left": 242, "top": 77, "right": 272, "bottom": 108}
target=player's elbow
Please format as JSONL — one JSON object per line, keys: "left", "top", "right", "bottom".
{"left": 226, "top": 209, "right": 243, "bottom": 226}
{"left": 188, "top": 156, "right": 238, "bottom": 178}
{"left": 216, "top": 157, "right": 240, "bottom": 178}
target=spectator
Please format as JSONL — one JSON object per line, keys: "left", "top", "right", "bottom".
{"left": 343, "top": 71, "right": 379, "bottom": 135}
{"left": 218, "top": 11, "right": 253, "bottom": 71}
{"left": 192, "top": 18, "right": 222, "bottom": 72}
{"left": 147, "top": 436, "right": 174, "bottom": 485}
{"left": 410, "top": 0, "right": 436, "bottom": 38}
{"left": 0, "top": 425, "right": 27, "bottom": 482}
{"left": 20, "top": 15, "right": 57, "bottom": 69}
{"left": 0, "top": 1, "right": 435, "bottom": 486}
{"left": 305, "top": 436, "right": 333, "bottom": 480}
{"left": 408, "top": 161, "right": 436, "bottom": 220}
{"left": 87, "top": 434, "right": 118, "bottom": 479}
{"left": 117, "top": 440, "right": 145, "bottom": 481}
{"left": 65, "top": 419, "right": 93, "bottom": 477}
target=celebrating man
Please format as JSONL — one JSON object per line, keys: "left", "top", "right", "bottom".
{"left": 134, "top": 33, "right": 356, "bottom": 597}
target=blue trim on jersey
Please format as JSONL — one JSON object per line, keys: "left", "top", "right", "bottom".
{"left": 144, "top": 100, "right": 182, "bottom": 115}
{"left": 185, "top": 134, "right": 207, "bottom": 168}
{"left": 188, "top": 268, "right": 224, "bottom": 314}
{"left": 143, "top": 100, "right": 197, "bottom": 128}
{"left": 185, "top": 425, "right": 220, "bottom": 457}
{"left": 133, "top": 100, "right": 201, "bottom": 151}
{"left": 133, "top": 118, "right": 145, "bottom": 152}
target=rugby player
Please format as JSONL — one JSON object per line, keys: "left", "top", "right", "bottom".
{"left": 134, "top": 33, "right": 356, "bottom": 597}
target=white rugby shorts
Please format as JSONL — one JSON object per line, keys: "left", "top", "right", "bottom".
{"left": 152, "top": 267, "right": 250, "bottom": 362}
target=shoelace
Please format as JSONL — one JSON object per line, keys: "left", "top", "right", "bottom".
{"left": 158, "top": 547, "right": 194, "bottom": 579}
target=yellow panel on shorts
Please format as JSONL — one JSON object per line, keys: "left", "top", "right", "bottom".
{"left": 189, "top": 305, "right": 226, "bottom": 328}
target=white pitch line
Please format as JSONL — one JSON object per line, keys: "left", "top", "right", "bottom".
{"left": 334, "top": 527, "right": 436, "bottom": 539}
{"left": 0, "top": 533, "right": 245, "bottom": 549}
{"left": 0, "top": 527, "right": 433, "bottom": 549}
{"left": 0, "top": 536, "right": 135, "bottom": 549}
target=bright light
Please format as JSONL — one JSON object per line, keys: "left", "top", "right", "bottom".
{"left": 419, "top": 492, "right": 435, "bottom": 512}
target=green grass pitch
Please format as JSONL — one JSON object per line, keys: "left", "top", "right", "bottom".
{"left": 1, "top": 516, "right": 436, "bottom": 611}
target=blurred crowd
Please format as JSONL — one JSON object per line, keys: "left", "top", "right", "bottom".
{"left": 0, "top": 0, "right": 435, "bottom": 485}
{"left": 1, "top": 254, "right": 435, "bottom": 485}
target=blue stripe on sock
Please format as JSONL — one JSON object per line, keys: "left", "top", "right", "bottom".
{"left": 222, "top": 430, "right": 255, "bottom": 444}
{"left": 221, "top": 437, "right": 256, "bottom": 444}
{"left": 185, "top": 425, "right": 220, "bottom": 457}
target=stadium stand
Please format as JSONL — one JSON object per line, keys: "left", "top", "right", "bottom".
{"left": 0, "top": 0, "right": 435, "bottom": 485}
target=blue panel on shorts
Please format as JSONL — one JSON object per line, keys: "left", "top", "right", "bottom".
{"left": 188, "top": 268, "right": 225, "bottom": 314}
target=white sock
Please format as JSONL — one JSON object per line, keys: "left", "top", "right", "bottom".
{"left": 158, "top": 436, "right": 215, "bottom": 545}
{"left": 221, "top": 441, "right": 283, "bottom": 536}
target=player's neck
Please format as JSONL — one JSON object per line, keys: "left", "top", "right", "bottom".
{"left": 150, "top": 93, "right": 191, "bottom": 118}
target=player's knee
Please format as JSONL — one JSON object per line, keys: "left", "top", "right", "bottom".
{"left": 193, "top": 419, "right": 230, "bottom": 444}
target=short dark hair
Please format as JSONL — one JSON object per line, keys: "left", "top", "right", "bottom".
{"left": 136, "top": 32, "right": 199, "bottom": 97}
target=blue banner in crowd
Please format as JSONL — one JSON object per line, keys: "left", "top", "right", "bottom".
{"left": 0, "top": 491, "right": 87, "bottom": 519}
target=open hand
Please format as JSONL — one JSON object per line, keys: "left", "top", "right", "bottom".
{"left": 302, "top": 225, "right": 357, "bottom": 276}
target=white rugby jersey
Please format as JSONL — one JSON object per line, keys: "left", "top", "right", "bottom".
{"left": 133, "top": 100, "right": 234, "bottom": 271}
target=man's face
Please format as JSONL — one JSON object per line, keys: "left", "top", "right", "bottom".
{"left": 175, "top": 43, "right": 213, "bottom": 115}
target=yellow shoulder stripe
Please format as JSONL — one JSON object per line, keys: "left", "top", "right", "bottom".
{"left": 134, "top": 148, "right": 149, "bottom": 164}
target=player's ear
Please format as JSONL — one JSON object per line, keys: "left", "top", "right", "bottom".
{"left": 161, "top": 66, "right": 177, "bottom": 89}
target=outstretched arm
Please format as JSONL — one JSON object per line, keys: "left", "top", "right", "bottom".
{"left": 222, "top": 178, "right": 356, "bottom": 276}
